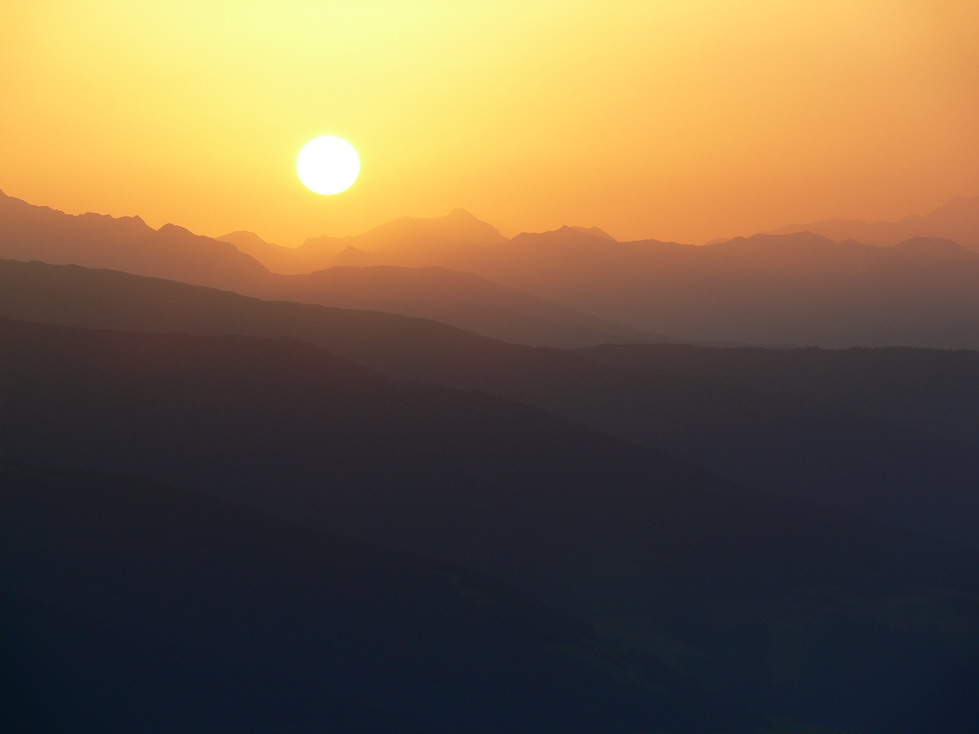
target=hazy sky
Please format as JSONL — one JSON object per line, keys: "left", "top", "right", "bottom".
{"left": 4, "top": 1, "right": 978, "bottom": 244}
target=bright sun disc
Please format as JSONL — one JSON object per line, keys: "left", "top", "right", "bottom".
{"left": 296, "top": 136, "right": 360, "bottom": 195}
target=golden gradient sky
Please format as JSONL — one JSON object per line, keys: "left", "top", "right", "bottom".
{"left": 3, "top": 1, "right": 978, "bottom": 244}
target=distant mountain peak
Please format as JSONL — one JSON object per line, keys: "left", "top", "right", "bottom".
{"left": 219, "top": 230, "right": 275, "bottom": 246}
{"left": 0, "top": 192, "right": 268, "bottom": 286}
{"left": 569, "top": 226, "right": 616, "bottom": 241}
{"left": 448, "top": 208, "right": 480, "bottom": 220}
{"left": 765, "top": 195, "right": 979, "bottom": 251}
{"left": 330, "top": 245, "right": 370, "bottom": 267}
{"left": 716, "top": 231, "right": 839, "bottom": 250}
{"left": 78, "top": 210, "right": 152, "bottom": 233}
{"left": 517, "top": 226, "right": 614, "bottom": 243}
{"left": 158, "top": 222, "right": 193, "bottom": 236}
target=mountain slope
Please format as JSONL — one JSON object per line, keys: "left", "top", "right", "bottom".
{"left": 13, "top": 191, "right": 979, "bottom": 349}
{"left": 259, "top": 264, "right": 665, "bottom": 348}
{"left": 436, "top": 228, "right": 979, "bottom": 348}
{"left": 298, "top": 208, "right": 507, "bottom": 269}
{"left": 0, "top": 190, "right": 268, "bottom": 290}
{"left": 216, "top": 229, "right": 298, "bottom": 273}
{"left": 2, "top": 315, "right": 977, "bottom": 732}
{"left": 769, "top": 196, "right": 979, "bottom": 250}
{"left": 218, "top": 209, "right": 507, "bottom": 274}
{"left": 2, "top": 461, "right": 765, "bottom": 734}
{"left": 2, "top": 257, "right": 977, "bottom": 549}
{"left": 1, "top": 193, "right": 652, "bottom": 347}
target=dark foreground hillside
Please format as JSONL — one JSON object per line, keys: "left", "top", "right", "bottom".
{"left": 2, "top": 317, "right": 977, "bottom": 732}
{"left": 1, "top": 462, "right": 765, "bottom": 734}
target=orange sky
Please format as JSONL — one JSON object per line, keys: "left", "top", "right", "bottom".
{"left": 3, "top": 1, "right": 978, "bottom": 245}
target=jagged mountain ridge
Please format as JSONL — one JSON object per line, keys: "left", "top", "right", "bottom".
{"left": 0, "top": 191, "right": 655, "bottom": 347}
{"left": 768, "top": 195, "right": 979, "bottom": 250}
{"left": 213, "top": 196, "right": 979, "bottom": 349}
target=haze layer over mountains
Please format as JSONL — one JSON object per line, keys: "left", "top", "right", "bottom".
{"left": 3, "top": 190, "right": 978, "bottom": 734}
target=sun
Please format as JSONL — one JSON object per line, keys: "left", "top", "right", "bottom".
{"left": 296, "top": 136, "right": 360, "bottom": 195}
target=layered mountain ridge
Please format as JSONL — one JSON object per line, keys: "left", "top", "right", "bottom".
{"left": 4, "top": 189, "right": 979, "bottom": 731}
{"left": 0, "top": 190, "right": 656, "bottom": 348}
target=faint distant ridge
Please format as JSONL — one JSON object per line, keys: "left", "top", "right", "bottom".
{"left": 0, "top": 189, "right": 268, "bottom": 290}
{"left": 769, "top": 195, "right": 979, "bottom": 250}
{"left": 293, "top": 209, "right": 506, "bottom": 273}
{"left": 569, "top": 225, "right": 616, "bottom": 241}
{"left": 714, "top": 230, "right": 837, "bottom": 248}
{"left": 355, "top": 207, "right": 506, "bottom": 252}
{"left": 890, "top": 236, "right": 975, "bottom": 259}
{"left": 220, "top": 216, "right": 682, "bottom": 275}
{"left": 228, "top": 208, "right": 509, "bottom": 274}
{"left": 709, "top": 231, "right": 864, "bottom": 257}
{"left": 215, "top": 229, "right": 313, "bottom": 274}
{"left": 427, "top": 224, "right": 979, "bottom": 349}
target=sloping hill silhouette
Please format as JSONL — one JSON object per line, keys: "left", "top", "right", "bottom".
{"left": 259, "top": 264, "right": 664, "bottom": 347}
{"left": 437, "top": 228, "right": 979, "bottom": 348}
{"left": 4, "top": 258, "right": 976, "bottom": 549}
{"left": 770, "top": 195, "right": 979, "bottom": 250}
{"left": 22, "top": 189, "right": 979, "bottom": 349}
{"left": 0, "top": 192, "right": 649, "bottom": 347}
{"left": 0, "top": 190, "right": 268, "bottom": 290}
{"left": 219, "top": 209, "right": 507, "bottom": 273}
{"left": 3, "top": 315, "right": 977, "bottom": 731}
{"left": 217, "top": 229, "right": 298, "bottom": 273}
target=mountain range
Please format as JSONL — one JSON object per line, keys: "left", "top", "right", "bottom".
{"left": 230, "top": 197, "right": 979, "bottom": 349}
{"left": 10, "top": 190, "right": 979, "bottom": 349}
{"left": 769, "top": 195, "right": 979, "bottom": 250}
{"left": 3, "top": 257, "right": 977, "bottom": 549}
{"left": 3, "top": 315, "right": 976, "bottom": 733}
{"left": 0, "top": 190, "right": 657, "bottom": 348}
{"left": 435, "top": 227, "right": 979, "bottom": 348}
{"left": 220, "top": 208, "right": 507, "bottom": 273}
{"left": 4, "top": 189, "right": 979, "bottom": 732}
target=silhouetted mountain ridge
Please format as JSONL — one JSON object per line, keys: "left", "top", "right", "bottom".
{"left": 3, "top": 257, "right": 977, "bottom": 550}
{"left": 570, "top": 225, "right": 616, "bottom": 240}
{"left": 433, "top": 226, "right": 979, "bottom": 348}
{"left": 27, "top": 190, "right": 979, "bottom": 349}
{"left": 1, "top": 192, "right": 651, "bottom": 347}
{"left": 294, "top": 208, "right": 507, "bottom": 271}
{"left": 0, "top": 190, "right": 268, "bottom": 291}
{"left": 3, "top": 315, "right": 976, "bottom": 732}
{"left": 219, "top": 202, "right": 979, "bottom": 350}
{"left": 770, "top": 195, "right": 979, "bottom": 250}
{"left": 260, "top": 264, "right": 665, "bottom": 347}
